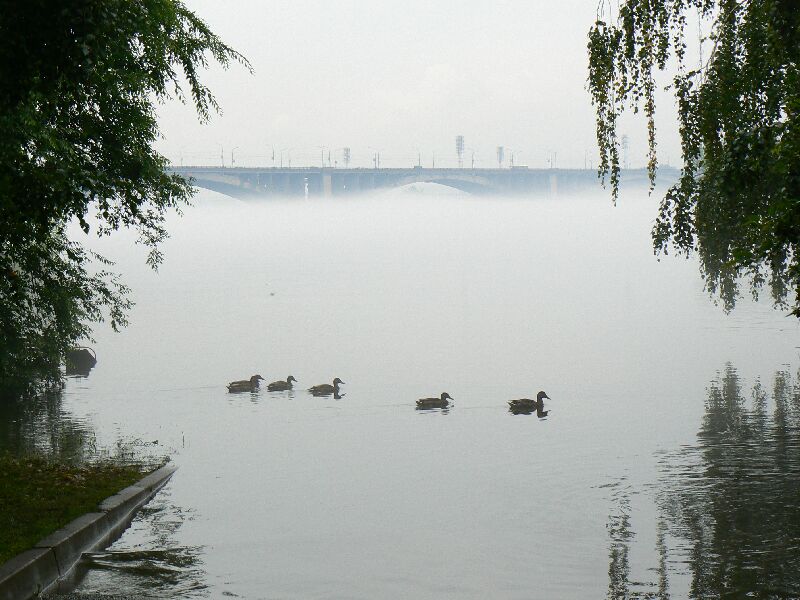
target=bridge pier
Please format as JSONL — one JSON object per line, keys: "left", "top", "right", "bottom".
{"left": 322, "top": 173, "right": 332, "bottom": 197}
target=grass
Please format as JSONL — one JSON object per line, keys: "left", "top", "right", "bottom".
{"left": 0, "top": 453, "right": 152, "bottom": 564}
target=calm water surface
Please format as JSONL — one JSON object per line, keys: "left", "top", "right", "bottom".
{"left": 40, "top": 187, "right": 800, "bottom": 598}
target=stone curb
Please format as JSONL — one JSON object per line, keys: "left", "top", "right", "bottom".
{"left": 0, "top": 463, "right": 177, "bottom": 600}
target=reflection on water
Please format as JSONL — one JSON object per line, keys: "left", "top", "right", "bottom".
{"left": 606, "top": 482, "right": 634, "bottom": 599}
{"left": 604, "top": 478, "right": 670, "bottom": 599}
{"left": 0, "top": 392, "right": 96, "bottom": 462}
{"left": 0, "top": 391, "right": 168, "bottom": 467}
{"left": 415, "top": 406, "right": 452, "bottom": 415}
{"left": 0, "top": 393, "right": 191, "bottom": 597}
{"left": 607, "top": 365, "right": 800, "bottom": 598}
{"left": 69, "top": 488, "right": 207, "bottom": 598}
{"left": 508, "top": 404, "right": 548, "bottom": 417}
{"left": 661, "top": 365, "right": 800, "bottom": 598}
{"left": 38, "top": 191, "right": 800, "bottom": 597}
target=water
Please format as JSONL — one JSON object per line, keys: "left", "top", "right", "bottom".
{"left": 33, "top": 186, "right": 800, "bottom": 597}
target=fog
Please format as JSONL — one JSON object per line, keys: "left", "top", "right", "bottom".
{"left": 155, "top": 0, "right": 687, "bottom": 171}
{"left": 62, "top": 188, "right": 800, "bottom": 598}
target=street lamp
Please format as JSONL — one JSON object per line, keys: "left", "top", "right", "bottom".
{"left": 505, "top": 148, "right": 523, "bottom": 168}
{"left": 279, "top": 148, "right": 293, "bottom": 168}
{"left": 368, "top": 147, "right": 381, "bottom": 169}
{"left": 466, "top": 147, "right": 477, "bottom": 169}
{"left": 217, "top": 143, "right": 224, "bottom": 167}
{"left": 231, "top": 146, "right": 239, "bottom": 167}
{"left": 332, "top": 147, "right": 351, "bottom": 168}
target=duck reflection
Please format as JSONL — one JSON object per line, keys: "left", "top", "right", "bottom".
{"left": 508, "top": 404, "right": 548, "bottom": 417}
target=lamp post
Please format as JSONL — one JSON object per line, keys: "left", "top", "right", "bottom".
{"left": 280, "top": 148, "right": 293, "bottom": 168}
{"left": 217, "top": 143, "right": 224, "bottom": 167}
{"left": 505, "top": 148, "right": 522, "bottom": 168}
{"left": 231, "top": 146, "right": 239, "bottom": 167}
{"left": 466, "top": 148, "right": 477, "bottom": 169}
{"left": 368, "top": 147, "right": 381, "bottom": 169}
{"left": 333, "top": 147, "right": 351, "bottom": 168}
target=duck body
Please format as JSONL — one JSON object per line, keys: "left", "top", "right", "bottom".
{"left": 416, "top": 392, "right": 453, "bottom": 409}
{"left": 508, "top": 391, "right": 550, "bottom": 415}
{"left": 308, "top": 377, "right": 344, "bottom": 397}
{"left": 267, "top": 375, "right": 297, "bottom": 391}
{"left": 227, "top": 374, "right": 264, "bottom": 393}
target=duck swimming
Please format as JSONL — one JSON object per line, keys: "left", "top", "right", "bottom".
{"left": 267, "top": 375, "right": 297, "bottom": 391}
{"left": 416, "top": 392, "right": 453, "bottom": 409}
{"left": 308, "top": 377, "right": 344, "bottom": 396}
{"left": 508, "top": 391, "right": 550, "bottom": 415}
{"left": 227, "top": 374, "right": 264, "bottom": 393}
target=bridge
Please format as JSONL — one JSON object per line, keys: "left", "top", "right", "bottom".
{"left": 169, "top": 165, "right": 663, "bottom": 199}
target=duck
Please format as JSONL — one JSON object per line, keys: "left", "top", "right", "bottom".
{"left": 267, "top": 375, "right": 297, "bottom": 391}
{"left": 416, "top": 392, "right": 453, "bottom": 409}
{"left": 227, "top": 374, "right": 264, "bottom": 393}
{"left": 508, "top": 391, "right": 550, "bottom": 415}
{"left": 308, "top": 377, "right": 344, "bottom": 396}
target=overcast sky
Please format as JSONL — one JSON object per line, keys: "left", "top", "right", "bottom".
{"left": 155, "top": 0, "right": 687, "bottom": 170}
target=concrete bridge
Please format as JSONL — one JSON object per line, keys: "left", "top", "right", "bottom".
{"left": 169, "top": 165, "right": 662, "bottom": 199}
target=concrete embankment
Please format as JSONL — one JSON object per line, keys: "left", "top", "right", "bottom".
{"left": 0, "top": 463, "right": 177, "bottom": 600}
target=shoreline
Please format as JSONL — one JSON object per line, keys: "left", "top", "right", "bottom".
{"left": 0, "top": 463, "right": 177, "bottom": 600}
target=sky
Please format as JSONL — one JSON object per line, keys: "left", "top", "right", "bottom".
{"left": 155, "top": 0, "right": 688, "bottom": 170}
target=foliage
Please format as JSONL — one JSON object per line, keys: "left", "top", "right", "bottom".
{"left": 588, "top": 0, "right": 800, "bottom": 314}
{"left": 0, "top": 452, "right": 151, "bottom": 563}
{"left": 0, "top": 0, "right": 249, "bottom": 393}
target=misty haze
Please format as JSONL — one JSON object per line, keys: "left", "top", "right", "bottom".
{"left": 3, "top": 2, "right": 800, "bottom": 600}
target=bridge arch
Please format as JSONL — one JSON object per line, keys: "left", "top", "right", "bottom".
{"left": 390, "top": 174, "right": 497, "bottom": 195}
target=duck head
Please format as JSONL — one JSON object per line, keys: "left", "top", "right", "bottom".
{"left": 537, "top": 390, "right": 549, "bottom": 401}
{"left": 333, "top": 377, "right": 345, "bottom": 386}
{"left": 251, "top": 374, "right": 265, "bottom": 384}
{"left": 441, "top": 392, "right": 453, "bottom": 401}
{"left": 287, "top": 375, "right": 297, "bottom": 384}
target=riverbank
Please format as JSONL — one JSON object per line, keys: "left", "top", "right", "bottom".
{"left": 0, "top": 454, "right": 153, "bottom": 564}
{"left": 1, "top": 455, "right": 177, "bottom": 599}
